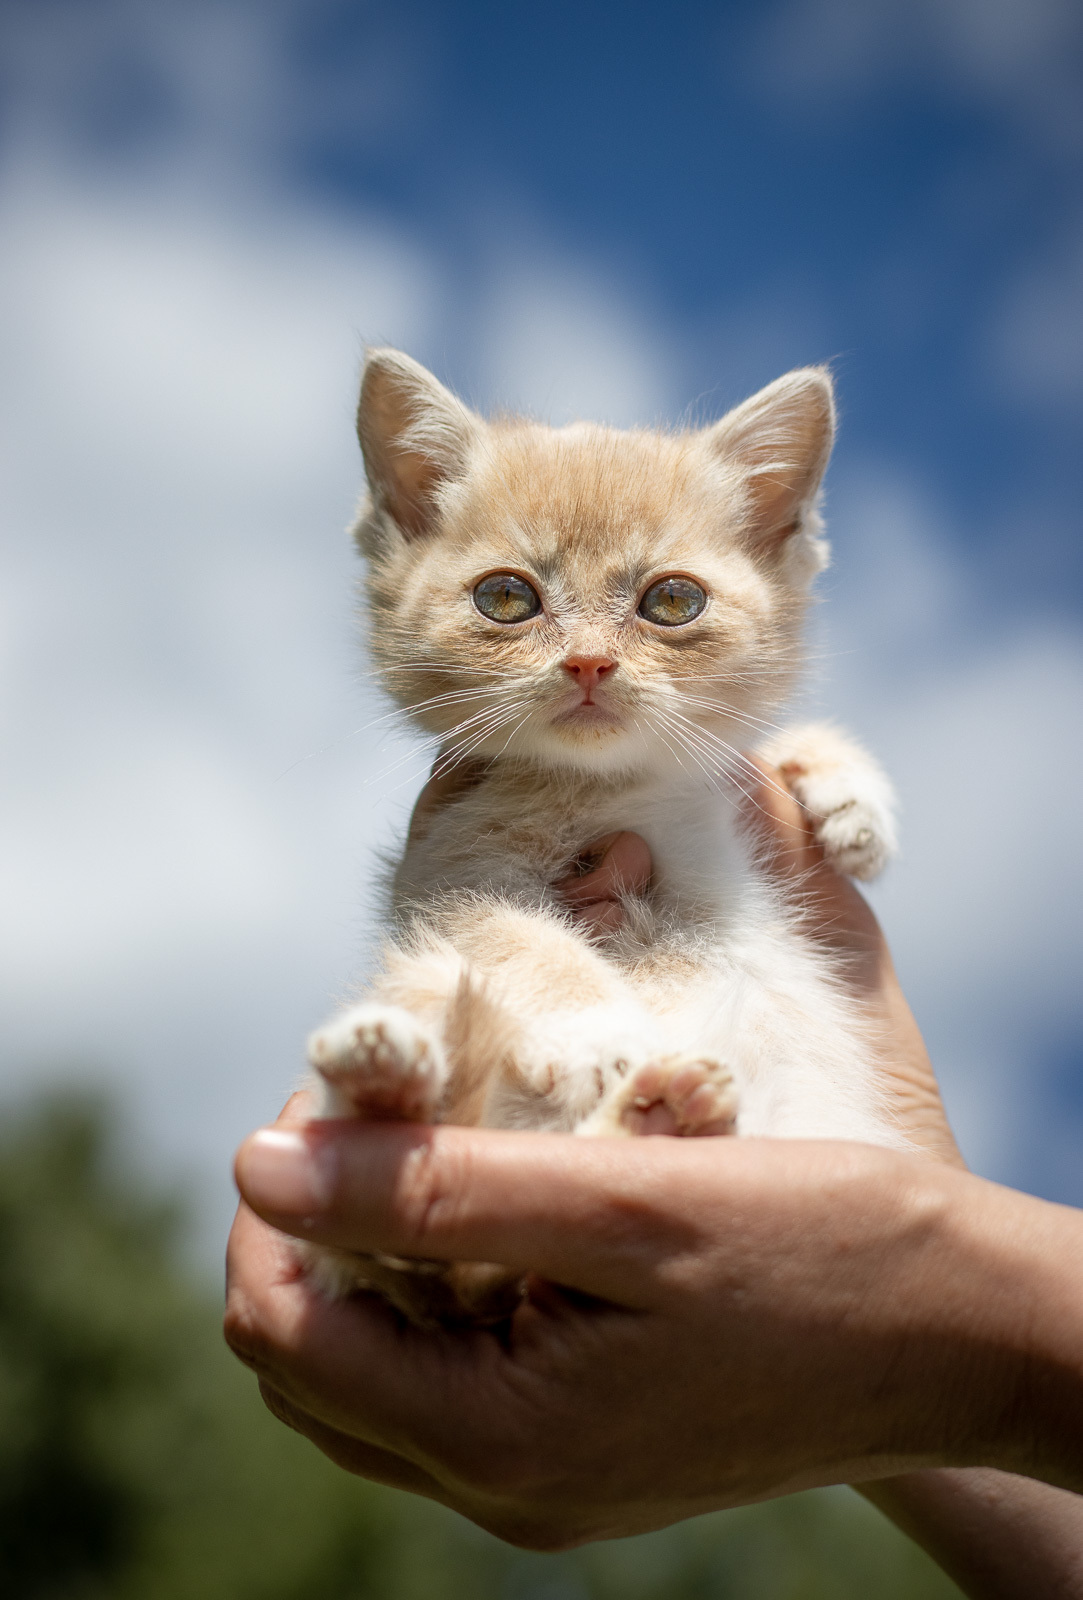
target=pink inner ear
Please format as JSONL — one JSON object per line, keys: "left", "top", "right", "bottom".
{"left": 742, "top": 477, "right": 807, "bottom": 554}
{"left": 380, "top": 440, "right": 444, "bottom": 540}
{"left": 704, "top": 369, "right": 835, "bottom": 557}
{"left": 357, "top": 353, "right": 476, "bottom": 541}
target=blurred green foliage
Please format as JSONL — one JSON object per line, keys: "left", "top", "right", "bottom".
{"left": 0, "top": 1094, "right": 963, "bottom": 1600}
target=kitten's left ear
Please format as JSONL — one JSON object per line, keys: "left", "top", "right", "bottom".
{"left": 357, "top": 349, "right": 481, "bottom": 540}
{"left": 704, "top": 368, "right": 835, "bottom": 556}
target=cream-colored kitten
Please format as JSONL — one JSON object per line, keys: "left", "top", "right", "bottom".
{"left": 302, "top": 350, "right": 902, "bottom": 1324}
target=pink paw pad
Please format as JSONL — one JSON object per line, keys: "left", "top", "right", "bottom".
{"left": 619, "top": 1056, "right": 737, "bottom": 1137}
{"left": 307, "top": 1005, "right": 444, "bottom": 1121}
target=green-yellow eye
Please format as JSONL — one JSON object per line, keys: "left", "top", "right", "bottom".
{"left": 638, "top": 576, "right": 707, "bottom": 627}
{"left": 473, "top": 573, "right": 541, "bottom": 624}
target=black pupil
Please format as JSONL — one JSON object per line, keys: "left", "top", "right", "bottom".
{"left": 474, "top": 573, "right": 540, "bottom": 623}
{"left": 639, "top": 577, "right": 706, "bottom": 626}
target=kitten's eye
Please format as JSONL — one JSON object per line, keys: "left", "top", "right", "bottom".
{"left": 638, "top": 576, "right": 707, "bottom": 627}
{"left": 473, "top": 573, "right": 541, "bottom": 624}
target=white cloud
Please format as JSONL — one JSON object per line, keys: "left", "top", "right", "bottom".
{"left": 470, "top": 251, "right": 676, "bottom": 427}
{"left": 0, "top": 178, "right": 438, "bottom": 521}
{"left": 0, "top": 158, "right": 442, "bottom": 1247}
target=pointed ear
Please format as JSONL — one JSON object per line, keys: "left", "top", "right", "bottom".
{"left": 704, "top": 368, "right": 835, "bottom": 555}
{"left": 357, "top": 349, "right": 480, "bottom": 539}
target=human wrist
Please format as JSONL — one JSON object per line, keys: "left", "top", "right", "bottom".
{"left": 926, "top": 1173, "right": 1083, "bottom": 1489}
{"left": 807, "top": 1155, "right": 1081, "bottom": 1488}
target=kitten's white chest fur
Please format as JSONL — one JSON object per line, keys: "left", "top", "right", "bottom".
{"left": 593, "top": 774, "right": 746, "bottom": 916}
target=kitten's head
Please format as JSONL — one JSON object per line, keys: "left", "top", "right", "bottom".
{"left": 353, "top": 350, "right": 834, "bottom": 780}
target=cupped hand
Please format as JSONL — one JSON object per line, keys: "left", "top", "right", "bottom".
{"left": 229, "top": 1107, "right": 1030, "bottom": 1548}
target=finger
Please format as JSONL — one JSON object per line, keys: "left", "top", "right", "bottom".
{"left": 225, "top": 1198, "right": 504, "bottom": 1457}
{"left": 554, "top": 831, "right": 652, "bottom": 907}
{"left": 740, "top": 757, "right": 819, "bottom": 868}
{"left": 277, "top": 1089, "right": 316, "bottom": 1127}
{"left": 572, "top": 900, "right": 627, "bottom": 936}
{"left": 257, "top": 1379, "right": 447, "bottom": 1497}
{"left": 740, "top": 756, "right": 884, "bottom": 976}
{"left": 740, "top": 761, "right": 964, "bottom": 1168}
{"left": 235, "top": 1120, "right": 714, "bottom": 1302}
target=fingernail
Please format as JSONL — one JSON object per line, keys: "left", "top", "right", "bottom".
{"left": 237, "top": 1128, "right": 335, "bottom": 1216}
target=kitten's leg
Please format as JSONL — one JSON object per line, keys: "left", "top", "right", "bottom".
{"left": 758, "top": 722, "right": 898, "bottom": 881}
{"left": 305, "top": 899, "right": 639, "bottom": 1135}
{"left": 577, "top": 1055, "right": 738, "bottom": 1139}
{"left": 307, "top": 929, "right": 518, "bottom": 1126}
{"left": 421, "top": 902, "right": 674, "bottom": 1128}
{"left": 304, "top": 956, "right": 525, "bottom": 1322}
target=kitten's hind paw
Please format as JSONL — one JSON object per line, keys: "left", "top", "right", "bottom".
{"left": 307, "top": 1002, "right": 447, "bottom": 1121}
{"left": 579, "top": 1056, "right": 738, "bottom": 1139}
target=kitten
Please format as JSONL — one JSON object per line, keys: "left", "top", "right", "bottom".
{"left": 301, "top": 350, "right": 902, "bottom": 1325}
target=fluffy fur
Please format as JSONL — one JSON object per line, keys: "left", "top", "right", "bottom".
{"left": 302, "top": 350, "right": 904, "bottom": 1325}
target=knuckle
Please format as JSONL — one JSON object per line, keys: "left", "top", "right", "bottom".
{"left": 390, "top": 1133, "right": 472, "bottom": 1248}
{"left": 222, "top": 1283, "right": 271, "bottom": 1371}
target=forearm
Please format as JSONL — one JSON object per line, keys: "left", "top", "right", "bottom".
{"left": 859, "top": 1471, "right": 1083, "bottom": 1599}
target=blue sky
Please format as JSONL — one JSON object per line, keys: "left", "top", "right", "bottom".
{"left": 1, "top": 0, "right": 1081, "bottom": 1251}
{"left": 294, "top": 0, "right": 1083, "bottom": 572}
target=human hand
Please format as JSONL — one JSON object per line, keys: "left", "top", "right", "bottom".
{"left": 729, "top": 767, "right": 1083, "bottom": 1590}
{"left": 228, "top": 1107, "right": 1083, "bottom": 1550}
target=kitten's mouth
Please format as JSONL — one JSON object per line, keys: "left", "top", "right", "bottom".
{"left": 551, "top": 698, "right": 625, "bottom": 734}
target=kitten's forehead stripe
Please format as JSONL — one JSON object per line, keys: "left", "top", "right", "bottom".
{"left": 478, "top": 425, "right": 720, "bottom": 551}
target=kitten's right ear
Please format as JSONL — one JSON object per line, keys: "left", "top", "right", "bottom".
{"left": 703, "top": 367, "right": 835, "bottom": 558}
{"left": 357, "top": 350, "right": 480, "bottom": 540}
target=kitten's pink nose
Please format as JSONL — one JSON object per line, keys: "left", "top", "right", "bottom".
{"left": 562, "top": 655, "right": 617, "bottom": 696}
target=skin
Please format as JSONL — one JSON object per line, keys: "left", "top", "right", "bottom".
{"left": 227, "top": 765, "right": 1083, "bottom": 1594}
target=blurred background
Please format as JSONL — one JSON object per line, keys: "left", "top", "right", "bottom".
{"left": 1, "top": 1, "right": 1081, "bottom": 1593}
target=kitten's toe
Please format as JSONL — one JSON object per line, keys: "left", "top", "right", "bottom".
{"left": 307, "top": 1002, "right": 446, "bottom": 1121}
{"left": 581, "top": 1055, "right": 737, "bottom": 1138}
{"left": 814, "top": 801, "right": 895, "bottom": 881}
{"left": 768, "top": 726, "right": 898, "bottom": 882}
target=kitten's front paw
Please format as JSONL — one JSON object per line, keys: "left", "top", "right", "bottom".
{"left": 765, "top": 723, "right": 898, "bottom": 882}
{"left": 812, "top": 796, "right": 895, "bottom": 881}
{"left": 579, "top": 1055, "right": 737, "bottom": 1138}
{"left": 307, "top": 1002, "right": 447, "bottom": 1121}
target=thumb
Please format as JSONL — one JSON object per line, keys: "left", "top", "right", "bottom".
{"left": 234, "top": 1120, "right": 710, "bottom": 1306}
